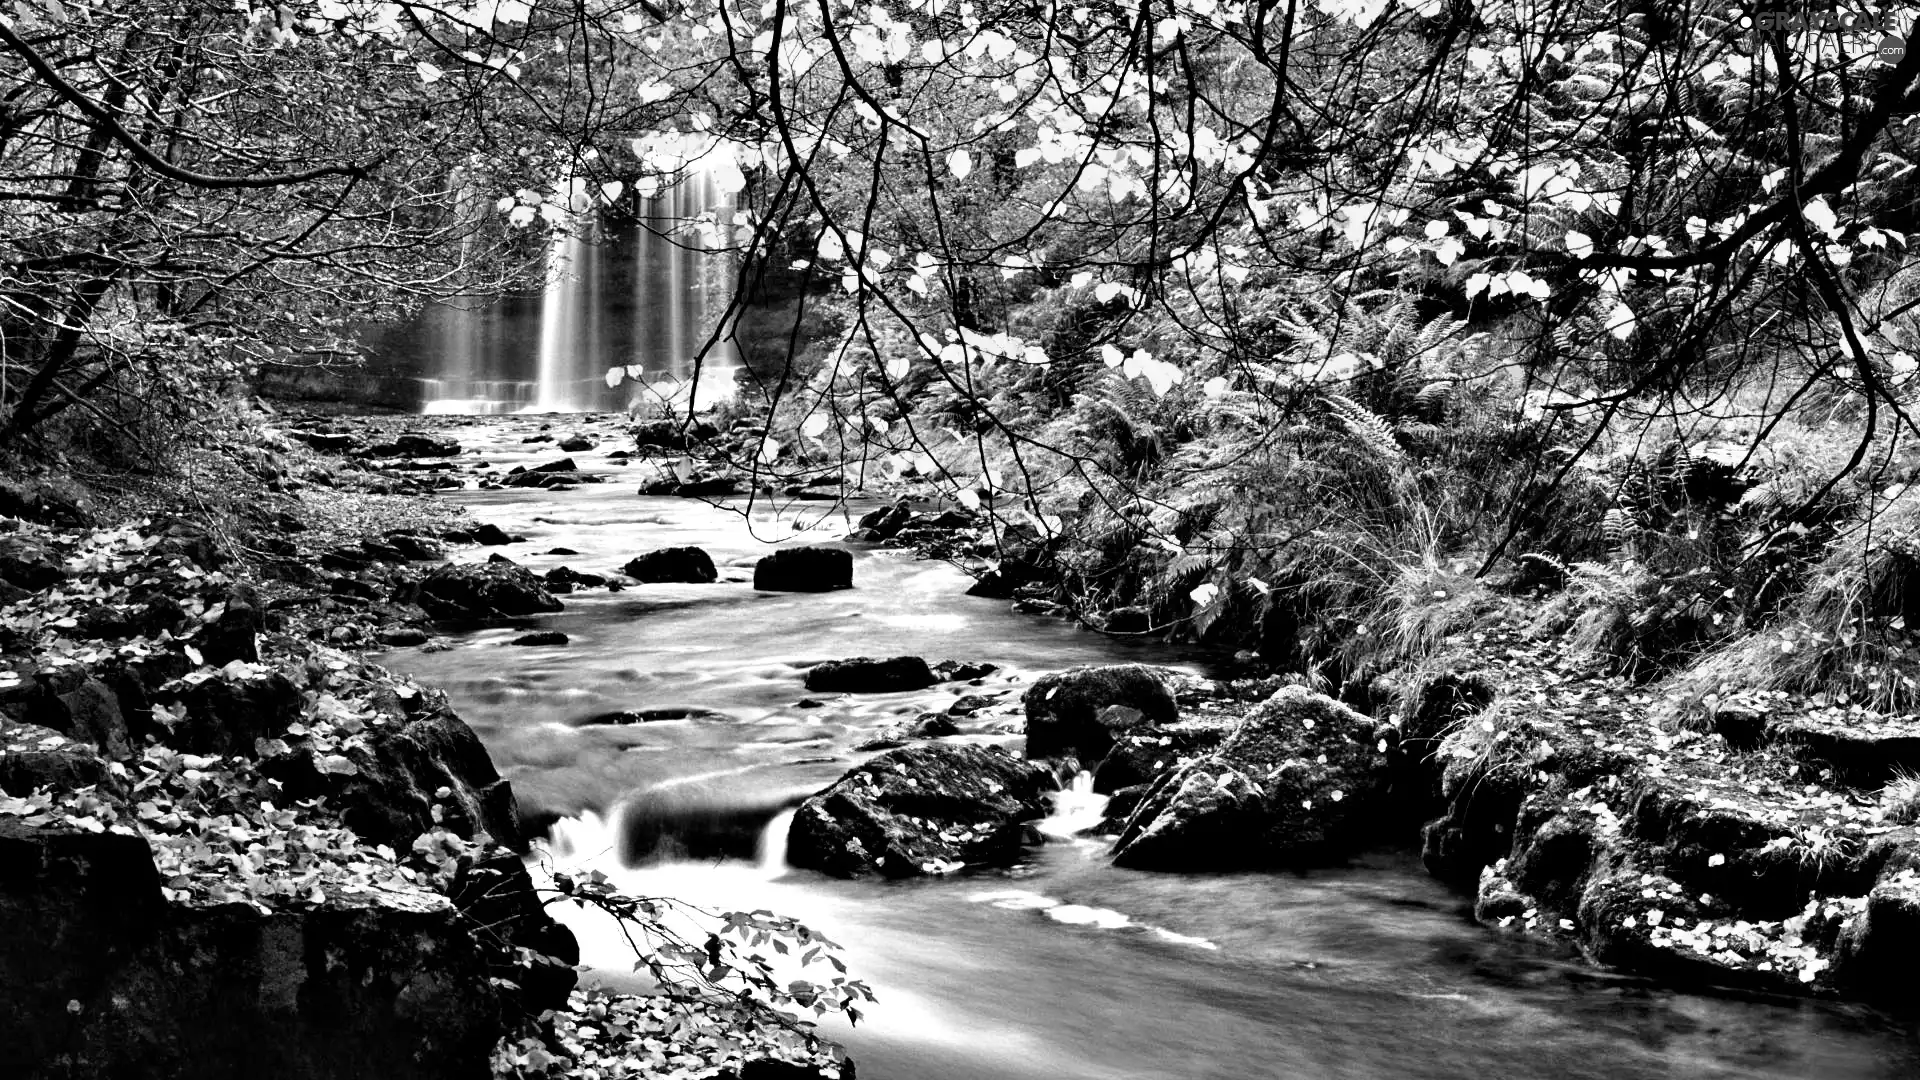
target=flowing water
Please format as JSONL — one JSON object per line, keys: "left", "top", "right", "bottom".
{"left": 385, "top": 418, "right": 1919, "bottom": 1079}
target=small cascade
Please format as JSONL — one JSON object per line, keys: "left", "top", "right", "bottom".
{"left": 1035, "top": 770, "right": 1109, "bottom": 840}
{"left": 545, "top": 804, "right": 623, "bottom": 863}
{"left": 756, "top": 807, "right": 797, "bottom": 879}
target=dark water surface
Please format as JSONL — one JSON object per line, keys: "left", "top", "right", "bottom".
{"left": 384, "top": 417, "right": 1918, "bottom": 1080}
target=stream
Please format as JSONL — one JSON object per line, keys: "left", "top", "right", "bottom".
{"left": 383, "top": 417, "right": 1918, "bottom": 1080}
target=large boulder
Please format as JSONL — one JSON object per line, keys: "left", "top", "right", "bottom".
{"left": 753, "top": 546, "right": 853, "bottom": 592}
{"left": 263, "top": 689, "right": 525, "bottom": 852}
{"left": 804, "top": 656, "right": 938, "bottom": 693}
{"left": 1, "top": 816, "right": 508, "bottom": 1080}
{"left": 623, "top": 546, "right": 718, "bottom": 584}
{"left": 787, "top": 744, "right": 1054, "bottom": 878}
{"left": 417, "top": 562, "right": 563, "bottom": 621}
{"left": 1022, "top": 664, "right": 1177, "bottom": 764}
{"left": 1109, "top": 686, "right": 1396, "bottom": 870}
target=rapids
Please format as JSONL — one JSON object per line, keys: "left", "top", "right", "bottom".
{"left": 383, "top": 417, "right": 1918, "bottom": 1080}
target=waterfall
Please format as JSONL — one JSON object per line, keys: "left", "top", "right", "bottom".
{"left": 629, "top": 147, "right": 742, "bottom": 415}
{"left": 417, "top": 141, "right": 742, "bottom": 415}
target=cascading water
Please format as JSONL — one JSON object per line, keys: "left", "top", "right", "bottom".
{"left": 418, "top": 138, "right": 744, "bottom": 415}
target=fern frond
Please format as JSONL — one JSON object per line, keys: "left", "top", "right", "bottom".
{"left": 1323, "top": 393, "right": 1402, "bottom": 461}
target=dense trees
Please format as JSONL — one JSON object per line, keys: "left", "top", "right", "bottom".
{"left": 6, "top": 1, "right": 1920, "bottom": 692}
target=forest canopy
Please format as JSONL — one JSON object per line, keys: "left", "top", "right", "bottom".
{"left": 4, "top": 0, "right": 1920, "bottom": 700}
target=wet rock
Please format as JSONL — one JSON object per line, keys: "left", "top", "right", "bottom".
{"left": 547, "top": 547, "right": 580, "bottom": 556}
{"left": 1833, "top": 870, "right": 1920, "bottom": 1001}
{"left": 0, "top": 536, "right": 64, "bottom": 592}
{"left": 804, "top": 656, "right": 937, "bottom": 693}
{"left": 447, "top": 851, "right": 579, "bottom": 1013}
{"left": 394, "top": 432, "right": 460, "bottom": 457}
{"left": 417, "top": 562, "right": 563, "bottom": 622}
{"left": 0, "top": 477, "right": 92, "bottom": 527}
{"left": 510, "top": 631, "right": 569, "bottom": 647}
{"left": 0, "top": 719, "right": 121, "bottom": 797}
{"left": 558, "top": 435, "right": 596, "bottom": 452}
{"left": 543, "top": 566, "right": 607, "bottom": 592}
{"left": 754, "top": 546, "right": 853, "bottom": 592}
{"left": 908, "top": 713, "right": 959, "bottom": 738}
{"left": 382, "top": 532, "right": 446, "bottom": 562}
{"left": 153, "top": 667, "right": 305, "bottom": 759}
{"left": 633, "top": 420, "right": 694, "bottom": 450}
{"left": 1109, "top": 687, "right": 1396, "bottom": 870}
{"left": 1100, "top": 606, "right": 1152, "bottom": 635}
{"left": 787, "top": 744, "right": 1054, "bottom": 878}
{"left": 581, "top": 706, "right": 734, "bottom": 725}
{"left": 855, "top": 504, "right": 913, "bottom": 540}
{"left": 293, "top": 431, "right": 359, "bottom": 454}
{"left": 147, "top": 516, "right": 223, "bottom": 569}
{"left": 196, "top": 584, "right": 263, "bottom": 667}
{"left": 469, "top": 523, "right": 513, "bottom": 546}
{"left": 71, "top": 604, "right": 134, "bottom": 641}
{"left": 41, "top": 679, "right": 132, "bottom": 760}
{"left": 263, "top": 689, "right": 524, "bottom": 851}
{"left": 623, "top": 546, "right": 718, "bottom": 584}
{"left": 932, "top": 659, "right": 998, "bottom": 682}
{"left": 1094, "top": 719, "right": 1235, "bottom": 795}
{"left": 376, "top": 627, "right": 429, "bottom": 647}
{"left": 1770, "top": 712, "right": 1920, "bottom": 787}
{"left": 639, "top": 476, "right": 738, "bottom": 498}
{"left": 946, "top": 694, "right": 999, "bottom": 716}
{"left": 1023, "top": 664, "right": 1177, "bottom": 765}
{"left": 965, "top": 559, "right": 1048, "bottom": 600}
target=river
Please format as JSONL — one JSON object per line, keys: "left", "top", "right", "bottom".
{"left": 383, "top": 416, "right": 1918, "bottom": 1080}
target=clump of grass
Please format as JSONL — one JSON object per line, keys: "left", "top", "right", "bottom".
{"left": 1879, "top": 770, "right": 1920, "bottom": 826}
{"left": 1668, "top": 485, "right": 1920, "bottom": 717}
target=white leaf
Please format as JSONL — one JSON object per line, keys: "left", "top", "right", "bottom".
{"left": 1802, "top": 197, "right": 1839, "bottom": 239}
{"left": 1465, "top": 272, "right": 1492, "bottom": 300}
{"left": 416, "top": 61, "right": 444, "bottom": 84}
{"left": 885, "top": 354, "right": 911, "bottom": 380}
{"left": 1563, "top": 230, "right": 1593, "bottom": 259}
{"left": 1605, "top": 300, "right": 1636, "bottom": 339}
{"left": 1189, "top": 583, "right": 1219, "bottom": 606}
{"left": 1424, "top": 219, "right": 1451, "bottom": 240}
{"left": 947, "top": 149, "right": 974, "bottom": 179}
{"left": 1434, "top": 237, "right": 1464, "bottom": 266}
{"left": 1202, "top": 375, "right": 1229, "bottom": 398}
{"left": 800, "top": 413, "right": 830, "bottom": 438}
{"left": 956, "top": 489, "right": 982, "bottom": 511}
{"left": 1100, "top": 344, "right": 1125, "bottom": 368}
{"left": 604, "top": 366, "right": 625, "bottom": 388}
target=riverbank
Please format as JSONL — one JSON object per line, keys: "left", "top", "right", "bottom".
{"left": 0, "top": 407, "right": 853, "bottom": 1080}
